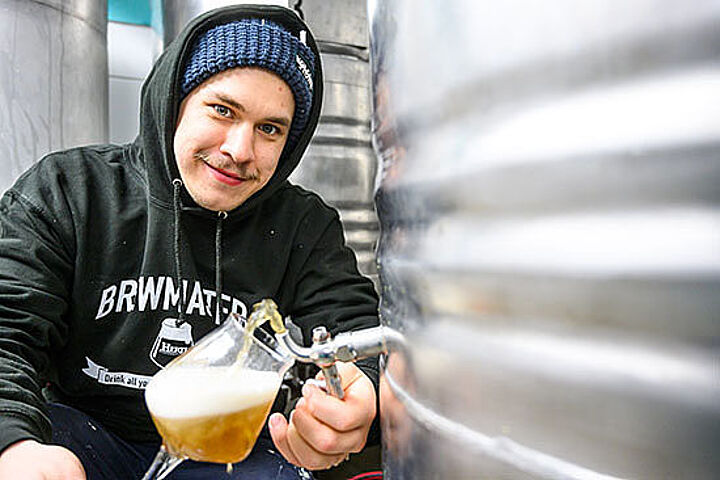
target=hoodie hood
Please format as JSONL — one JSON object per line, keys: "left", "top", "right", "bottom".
{"left": 134, "top": 4, "right": 323, "bottom": 218}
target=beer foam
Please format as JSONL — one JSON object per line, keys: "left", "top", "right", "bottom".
{"left": 145, "top": 367, "right": 281, "bottom": 418}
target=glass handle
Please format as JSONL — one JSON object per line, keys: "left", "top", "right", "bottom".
{"left": 140, "top": 445, "right": 185, "bottom": 480}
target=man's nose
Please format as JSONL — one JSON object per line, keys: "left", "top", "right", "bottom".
{"left": 220, "top": 123, "right": 255, "bottom": 163}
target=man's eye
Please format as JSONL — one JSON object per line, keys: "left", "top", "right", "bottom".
{"left": 213, "top": 105, "right": 231, "bottom": 117}
{"left": 259, "top": 124, "right": 279, "bottom": 135}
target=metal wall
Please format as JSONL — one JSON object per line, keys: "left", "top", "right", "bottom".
{"left": 371, "top": 0, "right": 720, "bottom": 479}
{"left": 0, "top": 0, "right": 108, "bottom": 194}
{"left": 158, "top": 0, "right": 378, "bottom": 281}
{"left": 289, "top": 0, "right": 378, "bottom": 281}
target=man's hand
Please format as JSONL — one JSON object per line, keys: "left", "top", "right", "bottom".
{"left": 269, "top": 362, "right": 376, "bottom": 471}
{"left": 0, "top": 439, "right": 85, "bottom": 480}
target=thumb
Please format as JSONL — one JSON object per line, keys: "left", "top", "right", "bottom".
{"left": 268, "top": 413, "right": 300, "bottom": 466}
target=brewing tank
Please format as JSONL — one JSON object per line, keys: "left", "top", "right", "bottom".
{"left": 158, "top": 0, "right": 378, "bottom": 281}
{"left": 370, "top": 0, "right": 720, "bottom": 478}
{"left": 0, "top": 0, "right": 108, "bottom": 194}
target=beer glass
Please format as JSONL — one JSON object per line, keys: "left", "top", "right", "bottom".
{"left": 141, "top": 312, "right": 294, "bottom": 479}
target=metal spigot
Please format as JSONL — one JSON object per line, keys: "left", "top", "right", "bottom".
{"left": 274, "top": 320, "right": 400, "bottom": 399}
{"left": 312, "top": 326, "right": 345, "bottom": 398}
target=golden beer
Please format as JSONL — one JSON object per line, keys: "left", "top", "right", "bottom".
{"left": 145, "top": 366, "right": 281, "bottom": 463}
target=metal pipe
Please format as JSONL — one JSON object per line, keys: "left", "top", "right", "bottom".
{"left": 277, "top": 325, "right": 400, "bottom": 363}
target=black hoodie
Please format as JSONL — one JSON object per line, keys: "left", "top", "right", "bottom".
{"left": 0, "top": 5, "right": 378, "bottom": 452}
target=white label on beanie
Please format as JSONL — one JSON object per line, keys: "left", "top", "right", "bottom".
{"left": 296, "top": 55, "right": 313, "bottom": 91}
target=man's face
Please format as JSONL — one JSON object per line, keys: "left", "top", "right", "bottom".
{"left": 174, "top": 67, "right": 295, "bottom": 212}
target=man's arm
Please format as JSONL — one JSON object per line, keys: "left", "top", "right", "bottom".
{"left": 0, "top": 181, "right": 75, "bottom": 469}
{"left": 281, "top": 209, "right": 380, "bottom": 366}
{"left": 273, "top": 210, "right": 380, "bottom": 470}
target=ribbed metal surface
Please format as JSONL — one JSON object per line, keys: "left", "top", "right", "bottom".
{"left": 288, "top": 0, "right": 378, "bottom": 281}
{"left": 0, "top": 0, "right": 108, "bottom": 194}
{"left": 159, "top": 0, "right": 378, "bottom": 281}
{"left": 289, "top": 0, "right": 377, "bottom": 279}
{"left": 371, "top": 1, "right": 720, "bottom": 479}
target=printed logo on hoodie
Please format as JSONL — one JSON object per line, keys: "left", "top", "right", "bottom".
{"left": 95, "top": 275, "right": 248, "bottom": 322}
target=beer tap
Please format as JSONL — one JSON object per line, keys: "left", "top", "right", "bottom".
{"left": 272, "top": 319, "right": 403, "bottom": 399}
{"left": 245, "top": 298, "right": 404, "bottom": 400}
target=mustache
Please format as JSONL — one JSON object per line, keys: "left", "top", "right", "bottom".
{"left": 194, "top": 152, "right": 260, "bottom": 181}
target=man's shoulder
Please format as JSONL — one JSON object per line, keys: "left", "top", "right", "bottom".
{"left": 39, "top": 143, "right": 129, "bottom": 170}
{"left": 8, "top": 143, "right": 141, "bottom": 202}
{"left": 258, "top": 183, "right": 341, "bottom": 231}
{"left": 274, "top": 182, "right": 338, "bottom": 215}
{"left": 18, "top": 144, "right": 135, "bottom": 181}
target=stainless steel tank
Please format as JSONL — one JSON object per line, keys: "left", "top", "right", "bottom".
{"left": 288, "top": 0, "right": 378, "bottom": 281}
{"left": 370, "top": 0, "right": 720, "bottom": 478}
{"left": 158, "top": 0, "right": 378, "bottom": 281}
{"left": 0, "top": 0, "right": 108, "bottom": 194}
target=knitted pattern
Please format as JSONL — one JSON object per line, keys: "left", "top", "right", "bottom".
{"left": 181, "top": 19, "right": 316, "bottom": 147}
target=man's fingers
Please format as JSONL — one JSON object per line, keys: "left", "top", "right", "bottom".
{"left": 300, "top": 384, "right": 359, "bottom": 431}
{"left": 291, "top": 399, "right": 367, "bottom": 454}
{"left": 302, "top": 381, "right": 375, "bottom": 432}
{"left": 285, "top": 416, "right": 347, "bottom": 470}
{"left": 268, "top": 413, "right": 301, "bottom": 467}
{"left": 269, "top": 362, "right": 377, "bottom": 470}
{"left": 270, "top": 410, "right": 344, "bottom": 470}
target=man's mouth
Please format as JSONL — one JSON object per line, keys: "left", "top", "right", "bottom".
{"left": 195, "top": 153, "right": 259, "bottom": 185}
{"left": 206, "top": 163, "right": 253, "bottom": 186}
{"left": 208, "top": 164, "right": 242, "bottom": 180}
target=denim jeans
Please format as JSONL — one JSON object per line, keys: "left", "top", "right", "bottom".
{"left": 48, "top": 402, "right": 313, "bottom": 480}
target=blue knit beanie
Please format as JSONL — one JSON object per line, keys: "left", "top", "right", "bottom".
{"left": 180, "top": 18, "right": 316, "bottom": 148}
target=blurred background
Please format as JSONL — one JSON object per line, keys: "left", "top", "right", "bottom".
{"left": 0, "top": 0, "right": 378, "bottom": 285}
{"left": 1, "top": 0, "right": 719, "bottom": 478}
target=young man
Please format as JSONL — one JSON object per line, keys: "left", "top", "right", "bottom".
{"left": 0, "top": 5, "right": 378, "bottom": 479}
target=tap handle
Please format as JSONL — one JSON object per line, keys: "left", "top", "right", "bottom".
{"left": 320, "top": 363, "right": 345, "bottom": 399}
{"left": 311, "top": 326, "right": 345, "bottom": 399}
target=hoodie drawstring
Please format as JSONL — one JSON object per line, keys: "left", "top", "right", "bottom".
{"left": 172, "top": 178, "right": 227, "bottom": 327}
{"left": 172, "top": 179, "right": 186, "bottom": 326}
{"left": 215, "top": 211, "right": 227, "bottom": 324}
